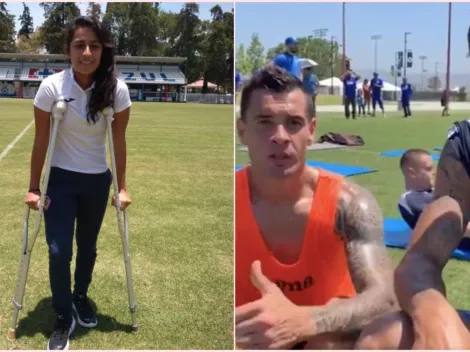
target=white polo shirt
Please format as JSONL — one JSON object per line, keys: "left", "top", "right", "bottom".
{"left": 34, "top": 68, "right": 131, "bottom": 174}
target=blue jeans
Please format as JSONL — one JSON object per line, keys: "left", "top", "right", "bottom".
{"left": 44, "top": 167, "right": 112, "bottom": 317}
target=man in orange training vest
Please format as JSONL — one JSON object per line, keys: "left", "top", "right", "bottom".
{"left": 235, "top": 65, "right": 397, "bottom": 350}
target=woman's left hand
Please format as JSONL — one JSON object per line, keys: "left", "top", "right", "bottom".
{"left": 112, "top": 190, "right": 132, "bottom": 210}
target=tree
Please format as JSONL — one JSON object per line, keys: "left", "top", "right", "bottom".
{"left": 16, "top": 29, "right": 43, "bottom": 53}
{"left": 246, "top": 33, "right": 265, "bottom": 73}
{"left": 39, "top": 2, "right": 81, "bottom": 54}
{"left": 102, "top": 2, "right": 130, "bottom": 55}
{"left": 0, "top": 3, "right": 16, "bottom": 53}
{"left": 200, "top": 5, "right": 233, "bottom": 93}
{"left": 103, "top": 3, "right": 160, "bottom": 56}
{"left": 127, "top": 3, "right": 159, "bottom": 56}
{"left": 168, "top": 3, "right": 204, "bottom": 84}
{"left": 236, "top": 44, "right": 252, "bottom": 75}
{"left": 156, "top": 10, "right": 179, "bottom": 56}
{"left": 86, "top": 2, "right": 102, "bottom": 20}
{"left": 18, "top": 3, "right": 34, "bottom": 39}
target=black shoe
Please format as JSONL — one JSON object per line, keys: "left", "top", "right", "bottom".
{"left": 47, "top": 315, "right": 75, "bottom": 350}
{"left": 73, "top": 293, "right": 98, "bottom": 328}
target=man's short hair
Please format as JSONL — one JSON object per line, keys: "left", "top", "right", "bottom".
{"left": 400, "top": 148, "right": 431, "bottom": 170}
{"left": 240, "top": 64, "right": 315, "bottom": 121}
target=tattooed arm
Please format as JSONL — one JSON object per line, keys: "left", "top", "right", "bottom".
{"left": 305, "top": 180, "right": 397, "bottom": 336}
{"left": 395, "top": 140, "right": 470, "bottom": 325}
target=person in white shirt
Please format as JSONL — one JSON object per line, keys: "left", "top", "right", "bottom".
{"left": 25, "top": 16, "right": 132, "bottom": 350}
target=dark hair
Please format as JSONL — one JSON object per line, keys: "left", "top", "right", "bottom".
{"left": 240, "top": 64, "right": 315, "bottom": 120}
{"left": 66, "top": 16, "right": 117, "bottom": 124}
{"left": 400, "top": 148, "right": 430, "bottom": 170}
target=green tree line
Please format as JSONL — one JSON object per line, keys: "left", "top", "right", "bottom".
{"left": 0, "top": 2, "right": 233, "bottom": 92}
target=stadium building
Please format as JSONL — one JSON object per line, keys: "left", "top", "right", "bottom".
{"left": 0, "top": 53, "right": 187, "bottom": 102}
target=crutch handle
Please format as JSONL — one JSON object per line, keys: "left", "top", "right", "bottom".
{"left": 52, "top": 100, "right": 66, "bottom": 120}
{"left": 103, "top": 107, "right": 115, "bottom": 122}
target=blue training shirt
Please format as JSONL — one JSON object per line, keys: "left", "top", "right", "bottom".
{"left": 273, "top": 52, "right": 301, "bottom": 79}
{"left": 398, "top": 190, "right": 433, "bottom": 229}
{"left": 303, "top": 74, "right": 318, "bottom": 95}
{"left": 371, "top": 77, "right": 383, "bottom": 97}
{"left": 343, "top": 76, "right": 358, "bottom": 97}
{"left": 401, "top": 83, "right": 412, "bottom": 101}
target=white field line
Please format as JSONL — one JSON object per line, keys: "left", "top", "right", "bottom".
{"left": 0, "top": 120, "right": 34, "bottom": 162}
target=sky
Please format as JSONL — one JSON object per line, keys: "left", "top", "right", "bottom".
{"left": 235, "top": 2, "right": 469, "bottom": 75}
{"left": 5, "top": 2, "right": 233, "bottom": 31}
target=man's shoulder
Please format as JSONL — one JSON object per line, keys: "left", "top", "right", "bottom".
{"left": 334, "top": 177, "right": 383, "bottom": 240}
{"left": 273, "top": 53, "right": 287, "bottom": 62}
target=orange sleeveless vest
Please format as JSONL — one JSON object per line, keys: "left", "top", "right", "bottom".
{"left": 235, "top": 167, "right": 356, "bottom": 307}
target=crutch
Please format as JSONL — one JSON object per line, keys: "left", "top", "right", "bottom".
{"left": 102, "top": 107, "right": 138, "bottom": 333}
{"left": 8, "top": 100, "right": 67, "bottom": 341}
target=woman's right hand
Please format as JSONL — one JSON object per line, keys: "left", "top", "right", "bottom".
{"left": 25, "top": 191, "right": 41, "bottom": 210}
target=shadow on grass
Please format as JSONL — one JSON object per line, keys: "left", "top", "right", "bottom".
{"left": 15, "top": 297, "right": 133, "bottom": 340}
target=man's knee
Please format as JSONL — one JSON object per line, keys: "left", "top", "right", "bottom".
{"left": 355, "top": 311, "right": 414, "bottom": 350}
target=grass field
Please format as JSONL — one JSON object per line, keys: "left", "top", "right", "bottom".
{"left": 0, "top": 99, "right": 233, "bottom": 350}
{"left": 236, "top": 110, "right": 470, "bottom": 312}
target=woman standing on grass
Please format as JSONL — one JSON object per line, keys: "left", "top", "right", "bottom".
{"left": 25, "top": 16, "right": 132, "bottom": 350}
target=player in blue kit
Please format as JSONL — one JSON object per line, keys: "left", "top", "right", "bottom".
{"left": 401, "top": 78, "right": 413, "bottom": 118}
{"left": 370, "top": 72, "right": 385, "bottom": 117}
{"left": 272, "top": 37, "right": 301, "bottom": 79}
{"left": 341, "top": 69, "right": 360, "bottom": 119}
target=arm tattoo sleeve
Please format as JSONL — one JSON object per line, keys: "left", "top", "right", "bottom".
{"left": 311, "top": 180, "right": 397, "bottom": 335}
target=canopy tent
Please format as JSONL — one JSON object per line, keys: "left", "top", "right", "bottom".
{"left": 356, "top": 80, "right": 400, "bottom": 92}
{"left": 299, "top": 58, "right": 318, "bottom": 68}
{"left": 187, "top": 79, "right": 217, "bottom": 88}
{"left": 318, "top": 77, "right": 343, "bottom": 87}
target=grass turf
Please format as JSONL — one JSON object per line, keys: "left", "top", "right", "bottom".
{"left": 0, "top": 98, "right": 233, "bottom": 350}
{"left": 236, "top": 110, "right": 470, "bottom": 312}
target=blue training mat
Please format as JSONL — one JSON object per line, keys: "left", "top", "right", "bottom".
{"left": 380, "top": 150, "right": 407, "bottom": 157}
{"left": 384, "top": 218, "right": 470, "bottom": 261}
{"left": 235, "top": 161, "right": 376, "bottom": 177}
{"left": 380, "top": 150, "right": 440, "bottom": 161}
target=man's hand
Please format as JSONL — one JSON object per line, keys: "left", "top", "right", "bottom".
{"left": 235, "top": 261, "right": 311, "bottom": 349}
